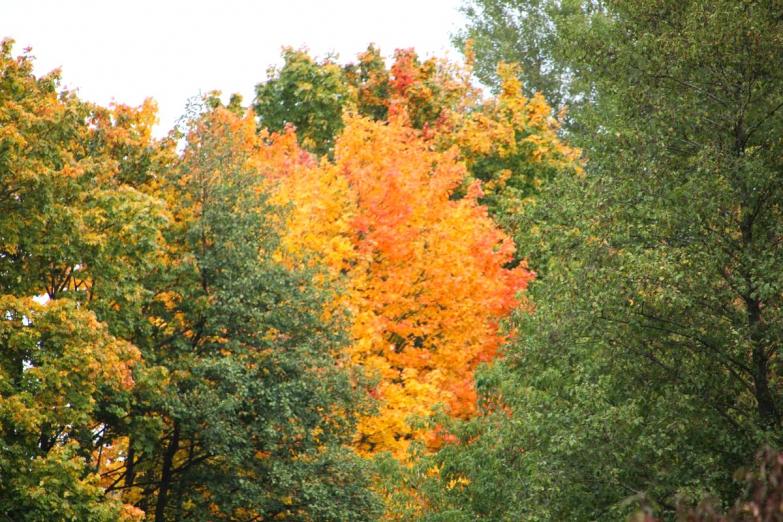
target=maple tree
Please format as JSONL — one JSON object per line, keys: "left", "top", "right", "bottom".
{"left": 267, "top": 112, "right": 533, "bottom": 459}
{"left": 254, "top": 48, "right": 353, "bottom": 156}
{"left": 261, "top": 46, "right": 581, "bottom": 464}
{"left": 0, "top": 38, "right": 169, "bottom": 521}
{"left": 0, "top": 297, "right": 141, "bottom": 521}
{"left": 448, "top": 61, "right": 581, "bottom": 235}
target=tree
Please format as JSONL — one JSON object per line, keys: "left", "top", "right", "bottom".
{"left": 267, "top": 113, "right": 533, "bottom": 460}
{"left": 255, "top": 45, "right": 479, "bottom": 159}
{"left": 0, "top": 297, "right": 142, "bottom": 521}
{"left": 0, "top": 39, "right": 380, "bottom": 520}
{"left": 0, "top": 38, "right": 172, "bottom": 521}
{"left": 448, "top": 61, "right": 581, "bottom": 246}
{"left": 254, "top": 47, "right": 353, "bottom": 156}
{"left": 453, "top": 0, "right": 585, "bottom": 107}
{"left": 438, "top": 0, "right": 783, "bottom": 519}
{"left": 116, "top": 104, "right": 380, "bottom": 521}
{"left": 0, "top": 39, "right": 168, "bottom": 307}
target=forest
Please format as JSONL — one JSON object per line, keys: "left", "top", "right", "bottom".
{"left": 1, "top": 1, "right": 783, "bottom": 520}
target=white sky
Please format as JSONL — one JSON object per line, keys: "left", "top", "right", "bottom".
{"left": 2, "top": 0, "right": 466, "bottom": 136}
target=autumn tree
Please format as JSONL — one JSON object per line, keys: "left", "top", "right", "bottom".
{"left": 0, "top": 39, "right": 380, "bottom": 521}
{"left": 254, "top": 45, "right": 478, "bottom": 159}
{"left": 0, "top": 297, "right": 142, "bottom": 521}
{"left": 0, "top": 38, "right": 167, "bottom": 521}
{"left": 266, "top": 112, "right": 533, "bottom": 460}
{"left": 259, "top": 45, "right": 578, "bottom": 468}
{"left": 445, "top": 60, "right": 581, "bottom": 250}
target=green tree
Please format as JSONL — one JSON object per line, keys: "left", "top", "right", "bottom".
{"left": 344, "top": 44, "right": 390, "bottom": 122}
{"left": 453, "top": 0, "right": 592, "bottom": 107}
{"left": 435, "top": 0, "right": 783, "bottom": 519}
{"left": 118, "top": 104, "right": 380, "bottom": 521}
{"left": 254, "top": 47, "right": 353, "bottom": 156}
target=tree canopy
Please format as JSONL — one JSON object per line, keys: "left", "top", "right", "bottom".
{"left": 3, "top": 2, "right": 783, "bottom": 518}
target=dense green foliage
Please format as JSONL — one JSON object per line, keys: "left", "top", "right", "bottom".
{"left": 454, "top": 0, "right": 575, "bottom": 107}
{"left": 126, "top": 104, "right": 380, "bottom": 521}
{"left": 254, "top": 48, "right": 353, "bottom": 156}
{"left": 425, "top": 0, "right": 783, "bottom": 520}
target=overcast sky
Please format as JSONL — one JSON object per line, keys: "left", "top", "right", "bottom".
{"left": 2, "top": 0, "right": 466, "bottom": 135}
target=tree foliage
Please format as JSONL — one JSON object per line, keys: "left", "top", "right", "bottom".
{"left": 432, "top": 0, "right": 783, "bottom": 520}
{"left": 254, "top": 48, "right": 353, "bottom": 156}
{"left": 0, "top": 38, "right": 166, "bottom": 521}
{"left": 453, "top": 0, "right": 582, "bottom": 107}
{"left": 12, "top": 2, "right": 776, "bottom": 516}
{"left": 0, "top": 41, "right": 381, "bottom": 521}
{"left": 112, "top": 104, "right": 381, "bottom": 521}
{"left": 266, "top": 112, "right": 534, "bottom": 459}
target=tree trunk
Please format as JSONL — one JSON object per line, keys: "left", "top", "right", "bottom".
{"left": 746, "top": 296, "right": 779, "bottom": 428}
{"left": 125, "top": 441, "right": 136, "bottom": 489}
{"left": 155, "top": 422, "right": 180, "bottom": 522}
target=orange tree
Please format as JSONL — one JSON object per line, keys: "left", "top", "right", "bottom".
{"left": 266, "top": 112, "right": 533, "bottom": 459}
{"left": 260, "top": 47, "right": 580, "bottom": 461}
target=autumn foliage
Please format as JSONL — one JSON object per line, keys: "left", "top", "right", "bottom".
{"left": 0, "top": 36, "right": 580, "bottom": 520}
{"left": 265, "top": 113, "right": 533, "bottom": 458}
{"left": 256, "top": 47, "right": 580, "bottom": 460}
{"left": 4, "top": 1, "right": 783, "bottom": 519}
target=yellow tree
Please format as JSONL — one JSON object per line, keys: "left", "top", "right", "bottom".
{"left": 448, "top": 62, "right": 582, "bottom": 230}
{"left": 267, "top": 114, "right": 533, "bottom": 459}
